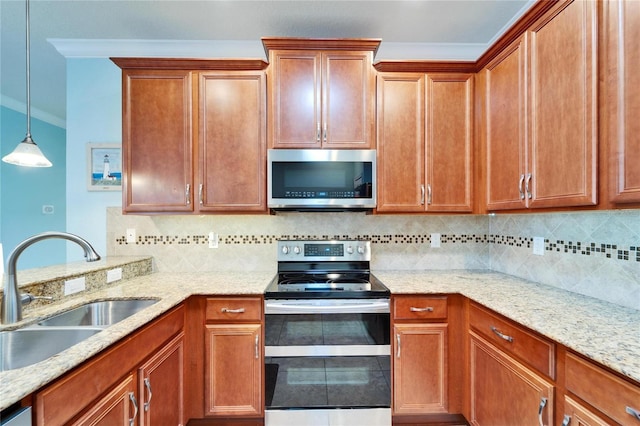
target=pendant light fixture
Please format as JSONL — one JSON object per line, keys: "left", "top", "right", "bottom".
{"left": 2, "top": 0, "right": 52, "bottom": 167}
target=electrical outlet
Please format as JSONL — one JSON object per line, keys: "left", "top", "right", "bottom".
{"left": 107, "top": 268, "right": 122, "bottom": 283}
{"left": 64, "top": 277, "right": 86, "bottom": 295}
{"left": 533, "top": 236, "right": 545, "bottom": 256}
{"left": 431, "top": 233, "right": 441, "bottom": 248}
{"left": 209, "top": 232, "right": 219, "bottom": 249}
{"left": 126, "top": 228, "right": 136, "bottom": 243}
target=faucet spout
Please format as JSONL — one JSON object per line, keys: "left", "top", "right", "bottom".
{"left": 1, "top": 232, "right": 101, "bottom": 324}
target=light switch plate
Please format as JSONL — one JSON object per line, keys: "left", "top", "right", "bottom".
{"left": 431, "top": 233, "right": 441, "bottom": 248}
{"left": 107, "top": 268, "right": 122, "bottom": 283}
{"left": 64, "top": 277, "right": 86, "bottom": 295}
{"left": 126, "top": 228, "right": 136, "bottom": 243}
{"left": 209, "top": 232, "right": 218, "bottom": 249}
{"left": 533, "top": 237, "right": 545, "bottom": 256}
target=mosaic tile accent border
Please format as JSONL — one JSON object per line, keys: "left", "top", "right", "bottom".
{"left": 115, "top": 234, "right": 638, "bottom": 263}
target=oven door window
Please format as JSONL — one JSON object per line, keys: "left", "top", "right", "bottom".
{"left": 266, "top": 313, "right": 390, "bottom": 346}
{"left": 265, "top": 355, "right": 391, "bottom": 409}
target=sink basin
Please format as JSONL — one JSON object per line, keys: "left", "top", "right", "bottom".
{"left": 0, "top": 327, "right": 102, "bottom": 372}
{"left": 38, "top": 299, "right": 158, "bottom": 327}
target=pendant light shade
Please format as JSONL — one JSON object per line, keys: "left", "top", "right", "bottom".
{"left": 2, "top": 0, "right": 53, "bottom": 168}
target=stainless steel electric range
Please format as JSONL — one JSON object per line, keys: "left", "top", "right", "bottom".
{"left": 264, "top": 240, "right": 391, "bottom": 423}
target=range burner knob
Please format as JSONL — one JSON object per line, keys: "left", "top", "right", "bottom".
{"left": 281, "top": 245, "right": 289, "bottom": 255}
{"left": 346, "top": 246, "right": 354, "bottom": 254}
{"left": 357, "top": 245, "right": 365, "bottom": 255}
{"left": 293, "top": 245, "right": 301, "bottom": 254}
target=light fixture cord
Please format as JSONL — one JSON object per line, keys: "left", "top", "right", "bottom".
{"left": 25, "top": 0, "right": 31, "bottom": 139}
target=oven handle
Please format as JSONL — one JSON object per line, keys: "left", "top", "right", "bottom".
{"left": 265, "top": 300, "right": 389, "bottom": 314}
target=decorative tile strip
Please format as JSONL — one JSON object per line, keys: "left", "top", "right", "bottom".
{"left": 115, "top": 234, "right": 638, "bottom": 262}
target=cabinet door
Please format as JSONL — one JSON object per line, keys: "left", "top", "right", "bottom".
{"left": 71, "top": 374, "right": 137, "bottom": 426}
{"left": 199, "top": 72, "right": 266, "bottom": 211}
{"left": 323, "top": 51, "right": 375, "bottom": 148}
{"left": 562, "top": 396, "right": 610, "bottom": 426}
{"left": 138, "top": 333, "right": 185, "bottom": 426}
{"left": 469, "top": 332, "right": 554, "bottom": 426}
{"left": 393, "top": 323, "right": 448, "bottom": 414}
{"left": 485, "top": 36, "right": 528, "bottom": 211}
{"left": 269, "top": 51, "right": 322, "bottom": 148}
{"left": 376, "top": 73, "right": 425, "bottom": 212}
{"left": 205, "top": 324, "right": 262, "bottom": 416}
{"left": 528, "top": 0, "right": 597, "bottom": 208}
{"left": 425, "top": 74, "right": 473, "bottom": 212}
{"left": 606, "top": 0, "right": 640, "bottom": 203}
{"left": 122, "top": 69, "right": 194, "bottom": 212}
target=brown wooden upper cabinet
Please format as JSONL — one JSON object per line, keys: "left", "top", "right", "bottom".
{"left": 263, "top": 38, "right": 379, "bottom": 149}
{"left": 113, "top": 59, "right": 267, "bottom": 213}
{"left": 377, "top": 73, "right": 474, "bottom": 213}
{"left": 605, "top": 0, "right": 640, "bottom": 204}
{"left": 484, "top": 0, "right": 598, "bottom": 211}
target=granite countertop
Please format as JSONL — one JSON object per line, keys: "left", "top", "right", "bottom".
{"left": 2, "top": 268, "right": 639, "bottom": 412}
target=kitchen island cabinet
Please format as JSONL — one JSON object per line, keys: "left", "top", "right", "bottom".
{"left": 263, "top": 38, "right": 379, "bottom": 149}
{"left": 484, "top": 0, "right": 598, "bottom": 211}
{"left": 34, "top": 305, "right": 185, "bottom": 425}
{"left": 376, "top": 73, "right": 473, "bottom": 213}
{"left": 113, "top": 59, "right": 267, "bottom": 214}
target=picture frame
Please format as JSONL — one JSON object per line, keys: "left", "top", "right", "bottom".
{"left": 87, "top": 143, "right": 122, "bottom": 191}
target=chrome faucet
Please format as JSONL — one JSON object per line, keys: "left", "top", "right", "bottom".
{"left": 1, "top": 232, "right": 101, "bottom": 324}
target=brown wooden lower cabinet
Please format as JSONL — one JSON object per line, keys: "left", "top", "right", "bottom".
{"left": 393, "top": 323, "right": 448, "bottom": 415}
{"left": 561, "top": 395, "right": 610, "bottom": 426}
{"left": 468, "top": 331, "right": 554, "bottom": 426}
{"left": 203, "top": 297, "right": 263, "bottom": 418}
{"left": 34, "top": 305, "right": 185, "bottom": 426}
{"left": 70, "top": 374, "right": 136, "bottom": 426}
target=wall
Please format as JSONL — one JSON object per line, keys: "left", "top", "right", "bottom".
{"left": 65, "top": 58, "right": 122, "bottom": 262}
{"left": 0, "top": 105, "right": 67, "bottom": 269}
{"left": 489, "top": 210, "right": 640, "bottom": 310}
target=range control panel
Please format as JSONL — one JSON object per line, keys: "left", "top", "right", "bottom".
{"left": 277, "top": 240, "right": 370, "bottom": 262}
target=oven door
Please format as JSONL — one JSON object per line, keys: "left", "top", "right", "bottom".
{"left": 264, "top": 299, "right": 390, "bottom": 410}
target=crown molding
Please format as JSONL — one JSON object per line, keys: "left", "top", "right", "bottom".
{"left": 49, "top": 38, "right": 496, "bottom": 62}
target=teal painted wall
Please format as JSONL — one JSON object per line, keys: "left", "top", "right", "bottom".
{"left": 1, "top": 106, "right": 67, "bottom": 269}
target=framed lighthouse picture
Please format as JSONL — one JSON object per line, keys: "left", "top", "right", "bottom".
{"left": 87, "top": 143, "right": 122, "bottom": 191}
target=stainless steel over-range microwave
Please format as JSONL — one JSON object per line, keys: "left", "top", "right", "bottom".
{"left": 267, "top": 149, "right": 377, "bottom": 210}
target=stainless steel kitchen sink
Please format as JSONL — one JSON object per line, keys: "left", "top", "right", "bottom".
{"left": 37, "top": 298, "right": 158, "bottom": 327}
{"left": 0, "top": 327, "right": 102, "bottom": 372}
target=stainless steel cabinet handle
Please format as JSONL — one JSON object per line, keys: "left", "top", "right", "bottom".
{"left": 627, "top": 406, "right": 640, "bottom": 421}
{"left": 396, "top": 333, "right": 401, "bottom": 358}
{"left": 519, "top": 174, "right": 525, "bottom": 200}
{"left": 221, "top": 307, "right": 245, "bottom": 314}
{"left": 427, "top": 184, "right": 432, "bottom": 205}
{"left": 129, "top": 391, "right": 138, "bottom": 426}
{"left": 185, "top": 184, "right": 191, "bottom": 205}
{"left": 323, "top": 122, "right": 327, "bottom": 143}
{"left": 420, "top": 185, "right": 425, "bottom": 205}
{"left": 410, "top": 306, "right": 434, "bottom": 312}
{"left": 525, "top": 173, "right": 533, "bottom": 199}
{"left": 490, "top": 326, "right": 514, "bottom": 343}
{"left": 316, "top": 123, "right": 321, "bottom": 143}
{"left": 562, "top": 415, "right": 571, "bottom": 426}
{"left": 198, "top": 183, "right": 203, "bottom": 205}
{"left": 538, "top": 397, "right": 548, "bottom": 426}
{"left": 255, "top": 334, "right": 259, "bottom": 359}
{"left": 143, "top": 377, "right": 152, "bottom": 412}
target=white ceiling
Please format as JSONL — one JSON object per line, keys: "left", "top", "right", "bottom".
{"left": 0, "top": 0, "right": 534, "bottom": 125}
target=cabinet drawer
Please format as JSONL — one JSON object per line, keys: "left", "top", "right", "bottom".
{"left": 393, "top": 296, "right": 448, "bottom": 320}
{"left": 206, "top": 297, "right": 262, "bottom": 322}
{"left": 566, "top": 352, "right": 640, "bottom": 425}
{"left": 469, "top": 303, "right": 555, "bottom": 378}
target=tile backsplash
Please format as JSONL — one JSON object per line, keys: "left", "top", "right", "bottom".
{"left": 106, "top": 207, "right": 640, "bottom": 310}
